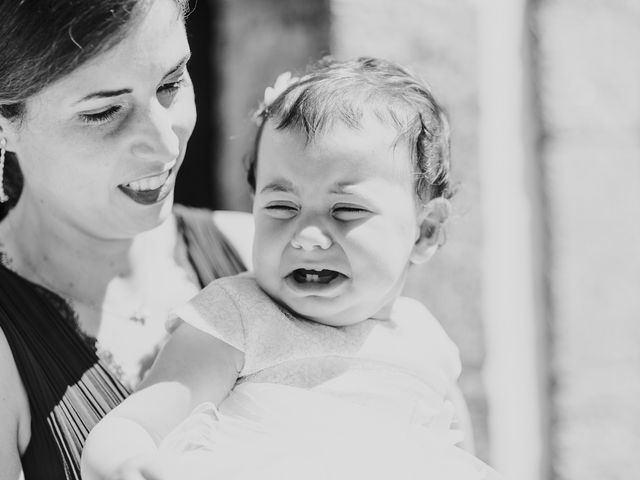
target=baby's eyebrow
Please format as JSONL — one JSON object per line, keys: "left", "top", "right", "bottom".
{"left": 329, "top": 181, "right": 360, "bottom": 195}
{"left": 260, "top": 178, "right": 297, "bottom": 194}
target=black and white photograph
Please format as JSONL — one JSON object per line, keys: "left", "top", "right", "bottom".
{"left": 0, "top": 1, "right": 637, "bottom": 479}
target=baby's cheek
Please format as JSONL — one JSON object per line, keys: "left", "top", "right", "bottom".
{"left": 254, "top": 258, "right": 275, "bottom": 291}
{"left": 357, "top": 247, "right": 410, "bottom": 289}
{"left": 253, "top": 236, "right": 283, "bottom": 280}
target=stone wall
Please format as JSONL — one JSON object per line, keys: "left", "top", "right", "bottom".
{"left": 536, "top": 1, "right": 640, "bottom": 479}
{"left": 214, "top": 0, "right": 331, "bottom": 211}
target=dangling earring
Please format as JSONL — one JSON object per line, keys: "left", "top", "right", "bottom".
{"left": 0, "top": 138, "right": 8, "bottom": 203}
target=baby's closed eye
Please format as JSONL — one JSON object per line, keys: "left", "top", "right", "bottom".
{"left": 331, "top": 204, "right": 373, "bottom": 221}
{"left": 264, "top": 201, "right": 300, "bottom": 219}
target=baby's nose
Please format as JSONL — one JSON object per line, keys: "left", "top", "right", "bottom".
{"left": 290, "top": 226, "right": 332, "bottom": 251}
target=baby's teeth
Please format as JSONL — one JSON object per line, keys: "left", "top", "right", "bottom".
{"left": 306, "top": 274, "right": 319, "bottom": 282}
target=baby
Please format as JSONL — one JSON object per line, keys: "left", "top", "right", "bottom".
{"left": 82, "top": 57, "right": 501, "bottom": 480}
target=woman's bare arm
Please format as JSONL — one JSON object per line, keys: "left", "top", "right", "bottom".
{"left": 81, "top": 322, "right": 242, "bottom": 480}
{"left": 0, "top": 329, "right": 30, "bottom": 480}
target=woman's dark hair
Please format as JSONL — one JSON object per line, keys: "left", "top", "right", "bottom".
{"left": 0, "top": 0, "right": 189, "bottom": 220}
{"left": 247, "top": 56, "right": 452, "bottom": 203}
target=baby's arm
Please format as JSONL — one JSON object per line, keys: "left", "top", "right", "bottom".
{"left": 81, "top": 322, "right": 242, "bottom": 480}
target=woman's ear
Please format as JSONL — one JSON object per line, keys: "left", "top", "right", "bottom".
{"left": 0, "top": 116, "right": 19, "bottom": 150}
{"left": 410, "top": 197, "right": 451, "bottom": 265}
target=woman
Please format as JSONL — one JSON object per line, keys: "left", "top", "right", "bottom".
{"left": 0, "top": 1, "right": 252, "bottom": 479}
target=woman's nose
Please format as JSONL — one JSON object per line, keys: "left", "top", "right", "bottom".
{"left": 130, "top": 101, "right": 180, "bottom": 160}
{"left": 291, "top": 225, "right": 332, "bottom": 251}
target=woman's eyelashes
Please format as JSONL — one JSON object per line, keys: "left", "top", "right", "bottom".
{"left": 79, "top": 105, "right": 123, "bottom": 125}
{"left": 157, "top": 73, "right": 189, "bottom": 106}
{"left": 79, "top": 73, "right": 189, "bottom": 125}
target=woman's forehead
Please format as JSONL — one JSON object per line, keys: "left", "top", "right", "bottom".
{"left": 28, "top": 0, "right": 188, "bottom": 110}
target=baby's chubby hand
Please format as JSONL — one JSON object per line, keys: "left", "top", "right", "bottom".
{"left": 106, "top": 453, "right": 174, "bottom": 480}
{"left": 109, "top": 450, "right": 225, "bottom": 480}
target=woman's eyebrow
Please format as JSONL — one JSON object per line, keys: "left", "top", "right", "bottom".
{"left": 75, "top": 88, "right": 132, "bottom": 104}
{"left": 74, "top": 53, "right": 192, "bottom": 104}
{"left": 163, "top": 52, "right": 192, "bottom": 79}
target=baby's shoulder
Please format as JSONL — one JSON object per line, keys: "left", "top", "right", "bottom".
{"left": 193, "top": 273, "right": 266, "bottom": 307}
{"left": 390, "top": 297, "right": 449, "bottom": 337}
{"left": 167, "top": 273, "right": 271, "bottom": 333}
{"left": 387, "top": 296, "right": 461, "bottom": 381}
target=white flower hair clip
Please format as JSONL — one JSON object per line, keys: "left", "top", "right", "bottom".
{"left": 262, "top": 71, "right": 299, "bottom": 107}
{"left": 254, "top": 71, "right": 301, "bottom": 126}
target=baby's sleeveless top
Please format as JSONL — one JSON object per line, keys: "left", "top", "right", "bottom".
{"left": 0, "top": 205, "right": 246, "bottom": 480}
{"left": 169, "top": 274, "right": 461, "bottom": 427}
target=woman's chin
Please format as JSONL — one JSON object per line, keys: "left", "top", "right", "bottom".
{"left": 110, "top": 191, "right": 176, "bottom": 239}
{"left": 138, "top": 193, "right": 175, "bottom": 229}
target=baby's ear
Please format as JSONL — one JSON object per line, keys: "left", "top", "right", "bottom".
{"left": 410, "top": 197, "right": 451, "bottom": 265}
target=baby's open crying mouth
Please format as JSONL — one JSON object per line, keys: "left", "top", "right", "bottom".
{"left": 291, "top": 269, "right": 340, "bottom": 284}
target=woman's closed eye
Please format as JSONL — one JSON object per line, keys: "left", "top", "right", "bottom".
{"left": 79, "top": 105, "right": 123, "bottom": 125}
{"left": 331, "top": 205, "right": 372, "bottom": 221}
{"left": 264, "top": 202, "right": 299, "bottom": 219}
{"left": 157, "top": 73, "right": 190, "bottom": 107}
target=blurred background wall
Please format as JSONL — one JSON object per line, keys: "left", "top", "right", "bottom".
{"left": 537, "top": 1, "right": 640, "bottom": 479}
{"left": 175, "top": 1, "right": 640, "bottom": 479}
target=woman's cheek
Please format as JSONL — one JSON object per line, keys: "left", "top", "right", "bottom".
{"left": 176, "top": 100, "right": 197, "bottom": 139}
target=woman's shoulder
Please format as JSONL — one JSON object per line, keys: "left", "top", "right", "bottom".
{"left": 211, "top": 210, "right": 254, "bottom": 269}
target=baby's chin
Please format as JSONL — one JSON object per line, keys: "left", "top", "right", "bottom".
{"left": 303, "top": 313, "right": 364, "bottom": 328}
{"left": 258, "top": 274, "right": 391, "bottom": 327}
{"left": 283, "top": 300, "right": 389, "bottom": 327}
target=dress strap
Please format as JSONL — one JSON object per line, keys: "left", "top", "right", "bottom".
{"left": 174, "top": 205, "right": 247, "bottom": 286}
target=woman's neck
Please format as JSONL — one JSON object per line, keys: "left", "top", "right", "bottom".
{"left": 0, "top": 197, "right": 178, "bottom": 306}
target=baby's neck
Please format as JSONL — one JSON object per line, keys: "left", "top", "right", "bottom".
{"left": 278, "top": 296, "right": 397, "bottom": 328}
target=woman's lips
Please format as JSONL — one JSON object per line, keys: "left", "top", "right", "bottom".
{"left": 118, "top": 169, "right": 175, "bottom": 205}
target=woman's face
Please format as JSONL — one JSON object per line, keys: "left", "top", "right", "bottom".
{"left": 3, "top": 0, "right": 195, "bottom": 238}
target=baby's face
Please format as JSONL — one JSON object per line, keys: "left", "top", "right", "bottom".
{"left": 252, "top": 115, "right": 423, "bottom": 327}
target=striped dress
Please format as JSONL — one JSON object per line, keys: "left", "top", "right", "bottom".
{"left": 0, "top": 205, "right": 246, "bottom": 480}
